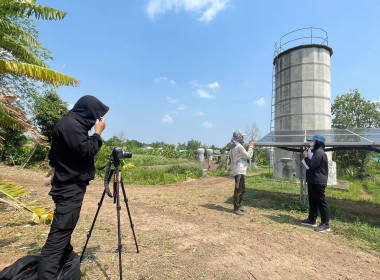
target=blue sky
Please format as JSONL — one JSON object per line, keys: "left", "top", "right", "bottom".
{"left": 37, "top": 0, "right": 380, "bottom": 147}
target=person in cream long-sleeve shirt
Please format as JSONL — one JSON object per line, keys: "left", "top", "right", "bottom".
{"left": 229, "top": 130, "right": 254, "bottom": 216}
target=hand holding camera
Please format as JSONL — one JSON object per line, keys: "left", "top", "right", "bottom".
{"left": 95, "top": 117, "right": 106, "bottom": 135}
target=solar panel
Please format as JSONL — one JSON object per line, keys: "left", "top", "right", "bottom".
{"left": 255, "top": 128, "right": 380, "bottom": 147}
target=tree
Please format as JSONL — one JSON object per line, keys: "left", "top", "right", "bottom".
{"left": 331, "top": 89, "right": 380, "bottom": 177}
{"left": 332, "top": 89, "right": 380, "bottom": 128}
{"left": 150, "top": 141, "right": 166, "bottom": 148}
{"left": 245, "top": 122, "right": 260, "bottom": 165}
{"left": 0, "top": 93, "right": 47, "bottom": 146}
{"left": 0, "top": 127, "right": 27, "bottom": 164}
{"left": 0, "top": 16, "right": 54, "bottom": 111}
{"left": 186, "top": 139, "right": 202, "bottom": 151}
{"left": 176, "top": 142, "right": 186, "bottom": 150}
{"left": 0, "top": 0, "right": 79, "bottom": 86}
{"left": 245, "top": 122, "right": 260, "bottom": 143}
{"left": 33, "top": 91, "right": 68, "bottom": 142}
{"left": 125, "top": 139, "right": 144, "bottom": 151}
{"left": 0, "top": 0, "right": 79, "bottom": 148}
{"left": 254, "top": 147, "right": 269, "bottom": 165}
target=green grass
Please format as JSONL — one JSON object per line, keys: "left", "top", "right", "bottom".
{"left": 125, "top": 154, "right": 188, "bottom": 167}
{"left": 241, "top": 170, "right": 380, "bottom": 255}
{"left": 122, "top": 165, "right": 202, "bottom": 185}
{"left": 326, "top": 178, "right": 380, "bottom": 205}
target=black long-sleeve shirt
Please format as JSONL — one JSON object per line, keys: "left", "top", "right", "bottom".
{"left": 304, "top": 146, "right": 328, "bottom": 185}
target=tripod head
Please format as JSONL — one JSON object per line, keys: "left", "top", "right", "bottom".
{"left": 98, "top": 147, "right": 132, "bottom": 197}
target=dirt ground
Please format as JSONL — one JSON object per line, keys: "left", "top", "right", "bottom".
{"left": 0, "top": 165, "right": 379, "bottom": 280}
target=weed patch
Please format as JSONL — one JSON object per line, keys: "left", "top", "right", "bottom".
{"left": 127, "top": 155, "right": 188, "bottom": 167}
{"left": 123, "top": 165, "right": 202, "bottom": 185}
{"left": 244, "top": 172, "right": 380, "bottom": 255}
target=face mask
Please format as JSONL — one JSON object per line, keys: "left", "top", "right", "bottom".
{"left": 309, "top": 142, "right": 314, "bottom": 149}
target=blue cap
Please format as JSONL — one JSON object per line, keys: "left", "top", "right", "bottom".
{"left": 306, "top": 134, "right": 326, "bottom": 143}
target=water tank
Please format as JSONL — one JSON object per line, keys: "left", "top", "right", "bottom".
{"left": 206, "top": 149, "right": 213, "bottom": 161}
{"left": 272, "top": 28, "right": 335, "bottom": 183}
{"left": 274, "top": 44, "right": 333, "bottom": 131}
{"left": 197, "top": 148, "right": 205, "bottom": 162}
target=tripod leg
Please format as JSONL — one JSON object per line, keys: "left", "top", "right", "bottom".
{"left": 115, "top": 170, "right": 123, "bottom": 280}
{"left": 120, "top": 176, "right": 140, "bottom": 253}
{"left": 80, "top": 190, "right": 106, "bottom": 263}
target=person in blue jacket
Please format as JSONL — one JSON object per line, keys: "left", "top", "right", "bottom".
{"left": 300, "top": 134, "right": 331, "bottom": 232}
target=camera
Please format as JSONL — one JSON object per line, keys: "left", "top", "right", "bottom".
{"left": 112, "top": 147, "right": 132, "bottom": 161}
{"left": 99, "top": 147, "right": 132, "bottom": 198}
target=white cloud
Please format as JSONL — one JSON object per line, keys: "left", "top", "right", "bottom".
{"left": 196, "top": 111, "right": 204, "bottom": 116}
{"left": 190, "top": 80, "right": 201, "bottom": 87}
{"left": 177, "top": 104, "right": 187, "bottom": 110}
{"left": 197, "top": 89, "right": 215, "bottom": 99}
{"left": 198, "top": 1, "right": 228, "bottom": 22}
{"left": 146, "top": 0, "right": 229, "bottom": 22}
{"left": 253, "top": 97, "right": 265, "bottom": 106}
{"left": 207, "top": 82, "right": 220, "bottom": 90}
{"left": 202, "top": 122, "right": 213, "bottom": 128}
{"left": 166, "top": 96, "right": 179, "bottom": 104}
{"left": 154, "top": 77, "right": 175, "bottom": 84}
{"left": 161, "top": 114, "right": 173, "bottom": 123}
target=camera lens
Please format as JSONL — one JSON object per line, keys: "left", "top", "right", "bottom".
{"left": 122, "top": 151, "right": 132, "bottom": 159}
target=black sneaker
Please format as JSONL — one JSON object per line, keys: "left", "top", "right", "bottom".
{"left": 300, "top": 219, "right": 317, "bottom": 228}
{"left": 315, "top": 223, "right": 331, "bottom": 232}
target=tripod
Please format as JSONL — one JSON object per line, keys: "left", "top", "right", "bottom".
{"left": 80, "top": 160, "right": 139, "bottom": 280}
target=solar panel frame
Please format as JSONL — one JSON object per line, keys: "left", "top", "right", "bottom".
{"left": 255, "top": 128, "right": 380, "bottom": 147}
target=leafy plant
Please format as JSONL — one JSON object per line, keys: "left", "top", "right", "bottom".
{"left": 0, "top": 0, "right": 79, "bottom": 148}
{"left": 33, "top": 91, "right": 69, "bottom": 142}
{"left": 332, "top": 89, "right": 380, "bottom": 177}
{"left": 122, "top": 165, "right": 202, "bottom": 185}
{"left": 0, "top": 179, "right": 53, "bottom": 224}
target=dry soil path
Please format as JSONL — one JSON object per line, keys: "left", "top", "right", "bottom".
{"left": 0, "top": 165, "right": 379, "bottom": 279}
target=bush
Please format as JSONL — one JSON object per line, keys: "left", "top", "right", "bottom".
{"left": 128, "top": 154, "right": 187, "bottom": 167}
{"left": 166, "top": 165, "right": 202, "bottom": 177}
{"left": 122, "top": 165, "right": 202, "bottom": 185}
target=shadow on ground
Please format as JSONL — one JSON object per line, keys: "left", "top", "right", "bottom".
{"left": 81, "top": 246, "right": 111, "bottom": 280}
{"left": 200, "top": 203, "right": 233, "bottom": 214}
{"left": 222, "top": 187, "right": 380, "bottom": 226}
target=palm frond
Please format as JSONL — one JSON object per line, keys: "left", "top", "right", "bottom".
{"left": 0, "top": 102, "right": 21, "bottom": 130}
{"left": 0, "top": 1, "right": 67, "bottom": 21}
{"left": 0, "top": 93, "right": 50, "bottom": 147}
{"left": 0, "top": 179, "right": 53, "bottom": 224}
{"left": 0, "top": 18, "right": 40, "bottom": 48}
{"left": 0, "top": 60, "right": 80, "bottom": 87}
{"left": 0, "top": 179, "right": 27, "bottom": 197}
{"left": 0, "top": 33, "right": 45, "bottom": 66}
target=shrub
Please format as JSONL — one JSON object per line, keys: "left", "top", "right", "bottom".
{"left": 122, "top": 165, "right": 202, "bottom": 185}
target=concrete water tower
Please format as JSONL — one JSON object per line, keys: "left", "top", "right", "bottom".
{"left": 271, "top": 28, "right": 337, "bottom": 185}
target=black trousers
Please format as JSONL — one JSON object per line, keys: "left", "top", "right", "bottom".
{"left": 307, "top": 183, "right": 330, "bottom": 225}
{"left": 233, "top": 174, "right": 246, "bottom": 207}
{"left": 37, "top": 184, "right": 86, "bottom": 280}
